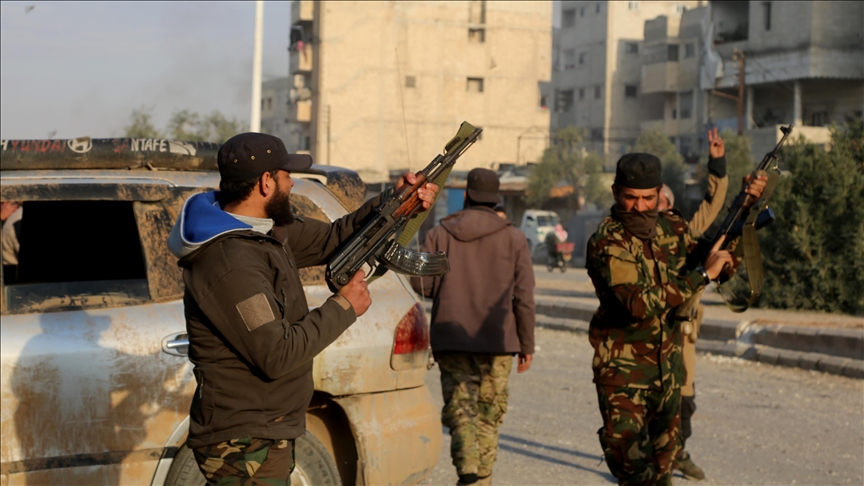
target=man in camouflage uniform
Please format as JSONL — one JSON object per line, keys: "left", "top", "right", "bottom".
{"left": 586, "top": 153, "right": 764, "bottom": 486}
{"left": 658, "top": 128, "right": 729, "bottom": 481}
{"left": 413, "top": 169, "right": 535, "bottom": 486}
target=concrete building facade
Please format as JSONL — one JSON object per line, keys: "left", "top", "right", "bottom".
{"left": 259, "top": 77, "right": 295, "bottom": 149}
{"left": 287, "top": 0, "right": 553, "bottom": 183}
{"left": 551, "top": 0, "right": 702, "bottom": 167}
{"left": 704, "top": 0, "right": 864, "bottom": 159}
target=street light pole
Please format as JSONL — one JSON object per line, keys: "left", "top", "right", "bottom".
{"left": 250, "top": 0, "right": 264, "bottom": 132}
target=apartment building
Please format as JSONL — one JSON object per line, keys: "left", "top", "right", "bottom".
{"left": 551, "top": 0, "right": 702, "bottom": 167}
{"left": 705, "top": 0, "right": 864, "bottom": 158}
{"left": 639, "top": 6, "right": 708, "bottom": 160}
{"left": 259, "top": 77, "right": 295, "bottom": 148}
{"left": 287, "top": 0, "right": 552, "bottom": 183}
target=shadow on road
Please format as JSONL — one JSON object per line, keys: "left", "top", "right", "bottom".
{"left": 534, "top": 288, "right": 598, "bottom": 299}
{"left": 498, "top": 434, "right": 615, "bottom": 482}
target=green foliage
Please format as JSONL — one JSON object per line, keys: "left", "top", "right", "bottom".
{"left": 631, "top": 129, "right": 686, "bottom": 203}
{"left": 585, "top": 172, "right": 615, "bottom": 210}
{"left": 526, "top": 127, "right": 604, "bottom": 207}
{"left": 719, "top": 129, "right": 755, "bottom": 206}
{"left": 123, "top": 106, "right": 161, "bottom": 138}
{"left": 126, "top": 108, "right": 245, "bottom": 143}
{"left": 758, "top": 121, "right": 864, "bottom": 315}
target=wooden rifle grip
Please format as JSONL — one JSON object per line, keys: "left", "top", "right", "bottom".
{"left": 393, "top": 173, "right": 428, "bottom": 218}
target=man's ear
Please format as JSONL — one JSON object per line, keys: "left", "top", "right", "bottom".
{"left": 259, "top": 172, "right": 274, "bottom": 197}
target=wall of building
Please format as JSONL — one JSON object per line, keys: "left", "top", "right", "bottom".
{"left": 306, "top": 0, "right": 551, "bottom": 182}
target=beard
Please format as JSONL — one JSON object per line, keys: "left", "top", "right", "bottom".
{"left": 265, "top": 181, "right": 295, "bottom": 226}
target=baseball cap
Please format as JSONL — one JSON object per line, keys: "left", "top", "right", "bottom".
{"left": 614, "top": 153, "right": 662, "bottom": 189}
{"left": 218, "top": 132, "right": 313, "bottom": 182}
{"left": 466, "top": 168, "right": 500, "bottom": 204}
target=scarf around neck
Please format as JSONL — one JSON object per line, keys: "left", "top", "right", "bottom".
{"left": 611, "top": 205, "right": 659, "bottom": 240}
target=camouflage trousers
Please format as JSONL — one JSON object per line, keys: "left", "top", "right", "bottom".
{"left": 192, "top": 437, "right": 295, "bottom": 486}
{"left": 435, "top": 352, "right": 513, "bottom": 478}
{"left": 596, "top": 385, "right": 681, "bottom": 486}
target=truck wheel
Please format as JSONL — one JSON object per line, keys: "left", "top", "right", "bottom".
{"left": 163, "top": 433, "right": 341, "bottom": 486}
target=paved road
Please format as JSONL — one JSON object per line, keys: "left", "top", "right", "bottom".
{"left": 420, "top": 327, "right": 864, "bottom": 485}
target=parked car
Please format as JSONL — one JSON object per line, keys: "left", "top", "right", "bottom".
{"left": 518, "top": 209, "right": 561, "bottom": 258}
{"left": 0, "top": 137, "right": 441, "bottom": 485}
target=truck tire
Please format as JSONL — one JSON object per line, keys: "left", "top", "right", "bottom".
{"left": 163, "top": 432, "right": 341, "bottom": 486}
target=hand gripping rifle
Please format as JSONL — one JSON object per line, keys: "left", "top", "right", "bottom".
{"left": 679, "top": 125, "right": 793, "bottom": 316}
{"left": 325, "top": 122, "right": 482, "bottom": 292}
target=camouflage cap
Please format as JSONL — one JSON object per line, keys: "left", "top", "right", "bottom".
{"left": 614, "top": 153, "right": 662, "bottom": 189}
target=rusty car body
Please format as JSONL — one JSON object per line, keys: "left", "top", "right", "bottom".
{"left": 0, "top": 137, "right": 441, "bottom": 485}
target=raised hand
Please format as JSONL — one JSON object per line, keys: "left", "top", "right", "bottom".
{"left": 707, "top": 127, "right": 725, "bottom": 159}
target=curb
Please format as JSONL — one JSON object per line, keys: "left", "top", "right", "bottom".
{"left": 535, "top": 297, "right": 864, "bottom": 362}
{"left": 535, "top": 314, "right": 864, "bottom": 380}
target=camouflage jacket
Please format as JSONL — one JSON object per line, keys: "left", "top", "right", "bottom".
{"left": 585, "top": 209, "right": 738, "bottom": 391}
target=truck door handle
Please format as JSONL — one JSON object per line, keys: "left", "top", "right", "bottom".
{"left": 162, "top": 333, "right": 189, "bottom": 357}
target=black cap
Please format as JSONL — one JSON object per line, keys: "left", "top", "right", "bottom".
{"left": 466, "top": 168, "right": 500, "bottom": 204}
{"left": 218, "top": 132, "right": 313, "bottom": 182}
{"left": 614, "top": 153, "right": 662, "bottom": 189}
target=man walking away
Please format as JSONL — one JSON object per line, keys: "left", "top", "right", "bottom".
{"left": 412, "top": 168, "right": 535, "bottom": 486}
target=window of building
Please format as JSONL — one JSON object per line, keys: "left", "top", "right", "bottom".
{"left": 558, "top": 89, "right": 574, "bottom": 112}
{"left": 625, "top": 85, "right": 638, "bottom": 98}
{"left": 680, "top": 91, "right": 693, "bottom": 119}
{"left": 580, "top": 7, "right": 586, "bottom": 17}
{"left": 685, "top": 43, "right": 695, "bottom": 58}
{"left": 667, "top": 44, "right": 679, "bottom": 62}
{"left": 763, "top": 2, "right": 772, "bottom": 31}
{"left": 563, "top": 9, "right": 576, "bottom": 28}
{"left": 594, "top": 85, "right": 602, "bottom": 99}
{"left": 596, "top": 3, "right": 601, "bottom": 13}
{"left": 675, "top": 4, "right": 687, "bottom": 13}
{"left": 405, "top": 76, "right": 416, "bottom": 88}
{"left": 267, "top": 98, "right": 273, "bottom": 110}
{"left": 672, "top": 108, "right": 677, "bottom": 119}
{"left": 578, "top": 52, "right": 586, "bottom": 65}
{"left": 467, "top": 77, "right": 484, "bottom": 93}
{"left": 469, "top": 28, "right": 485, "bottom": 43}
{"left": 563, "top": 49, "right": 576, "bottom": 69}
{"left": 540, "top": 94, "right": 548, "bottom": 109}
{"left": 591, "top": 128, "right": 603, "bottom": 141}
{"left": 625, "top": 43, "right": 639, "bottom": 54}
{"left": 809, "top": 110, "right": 830, "bottom": 126}
{"left": 628, "top": 1, "right": 639, "bottom": 11}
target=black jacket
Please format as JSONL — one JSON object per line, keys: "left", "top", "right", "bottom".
{"left": 169, "top": 191, "right": 379, "bottom": 447}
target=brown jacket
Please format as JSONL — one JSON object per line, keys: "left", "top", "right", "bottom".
{"left": 170, "top": 191, "right": 380, "bottom": 448}
{"left": 412, "top": 206, "right": 536, "bottom": 355}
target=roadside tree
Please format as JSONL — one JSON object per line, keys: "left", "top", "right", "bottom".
{"left": 632, "top": 128, "right": 686, "bottom": 205}
{"left": 526, "top": 127, "right": 605, "bottom": 208}
{"left": 123, "top": 106, "right": 161, "bottom": 138}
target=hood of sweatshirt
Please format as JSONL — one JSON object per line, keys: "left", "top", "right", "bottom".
{"left": 440, "top": 206, "right": 512, "bottom": 242}
{"left": 167, "top": 191, "right": 254, "bottom": 259}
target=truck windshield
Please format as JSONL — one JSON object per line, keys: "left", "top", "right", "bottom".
{"left": 537, "top": 214, "right": 560, "bottom": 226}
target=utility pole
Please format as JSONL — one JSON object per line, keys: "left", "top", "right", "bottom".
{"left": 734, "top": 48, "right": 745, "bottom": 136}
{"left": 249, "top": 0, "right": 264, "bottom": 132}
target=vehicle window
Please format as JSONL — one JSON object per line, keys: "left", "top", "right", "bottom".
{"left": 537, "top": 214, "right": 560, "bottom": 226}
{"left": 2, "top": 200, "right": 149, "bottom": 314}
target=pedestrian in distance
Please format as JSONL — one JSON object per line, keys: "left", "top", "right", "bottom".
{"left": 585, "top": 151, "right": 766, "bottom": 486}
{"left": 657, "top": 127, "right": 731, "bottom": 481}
{"left": 167, "top": 132, "right": 438, "bottom": 485}
{"left": 412, "top": 168, "right": 536, "bottom": 486}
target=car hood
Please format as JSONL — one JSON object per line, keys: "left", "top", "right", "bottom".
{"left": 167, "top": 191, "right": 253, "bottom": 259}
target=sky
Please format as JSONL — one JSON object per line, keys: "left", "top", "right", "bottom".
{"left": 0, "top": 1, "right": 292, "bottom": 140}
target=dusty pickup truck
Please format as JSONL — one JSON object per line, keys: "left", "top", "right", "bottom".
{"left": 0, "top": 137, "right": 441, "bottom": 485}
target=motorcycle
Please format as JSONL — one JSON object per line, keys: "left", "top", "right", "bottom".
{"left": 547, "top": 242, "right": 574, "bottom": 273}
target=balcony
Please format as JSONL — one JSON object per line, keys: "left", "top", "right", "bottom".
{"left": 292, "top": 0, "right": 313, "bottom": 24}
{"left": 746, "top": 125, "right": 830, "bottom": 162}
{"left": 289, "top": 100, "right": 312, "bottom": 123}
{"left": 641, "top": 62, "right": 679, "bottom": 94}
{"left": 290, "top": 43, "right": 313, "bottom": 73}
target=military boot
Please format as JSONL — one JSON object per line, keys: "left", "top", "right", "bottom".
{"left": 674, "top": 451, "right": 706, "bottom": 480}
{"left": 457, "top": 473, "right": 478, "bottom": 486}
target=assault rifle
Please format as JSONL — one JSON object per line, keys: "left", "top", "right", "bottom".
{"left": 325, "top": 122, "right": 482, "bottom": 292}
{"left": 680, "top": 124, "right": 793, "bottom": 314}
